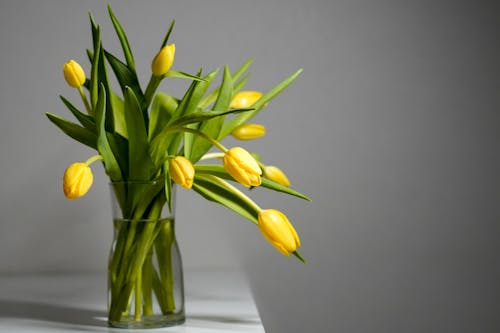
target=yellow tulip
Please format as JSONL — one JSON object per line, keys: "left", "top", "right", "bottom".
{"left": 63, "top": 60, "right": 86, "bottom": 88}
{"left": 263, "top": 165, "right": 290, "bottom": 187}
{"left": 231, "top": 124, "right": 266, "bottom": 140}
{"left": 151, "top": 44, "right": 176, "bottom": 76}
{"left": 223, "top": 147, "right": 262, "bottom": 187}
{"left": 230, "top": 91, "right": 263, "bottom": 109}
{"left": 258, "top": 209, "right": 300, "bottom": 256}
{"left": 169, "top": 156, "right": 195, "bottom": 189}
{"left": 63, "top": 162, "right": 93, "bottom": 199}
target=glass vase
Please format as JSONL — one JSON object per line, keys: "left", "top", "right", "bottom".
{"left": 108, "top": 181, "right": 185, "bottom": 328}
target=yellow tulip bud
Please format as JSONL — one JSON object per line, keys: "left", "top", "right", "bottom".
{"left": 263, "top": 165, "right": 291, "bottom": 187}
{"left": 63, "top": 60, "right": 86, "bottom": 88}
{"left": 223, "top": 147, "right": 262, "bottom": 187}
{"left": 63, "top": 162, "right": 93, "bottom": 199}
{"left": 230, "top": 91, "right": 263, "bottom": 109}
{"left": 151, "top": 44, "right": 176, "bottom": 76}
{"left": 231, "top": 124, "right": 266, "bottom": 140}
{"left": 169, "top": 156, "right": 195, "bottom": 189}
{"left": 258, "top": 209, "right": 300, "bottom": 256}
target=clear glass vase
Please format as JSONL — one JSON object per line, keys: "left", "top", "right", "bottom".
{"left": 108, "top": 181, "right": 185, "bottom": 328}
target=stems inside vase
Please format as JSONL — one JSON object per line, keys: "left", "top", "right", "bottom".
{"left": 108, "top": 181, "right": 184, "bottom": 328}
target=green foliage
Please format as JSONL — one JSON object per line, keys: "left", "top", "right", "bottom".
{"left": 46, "top": 113, "right": 97, "bottom": 149}
{"left": 192, "top": 175, "right": 259, "bottom": 224}
{"left": 49, "top": 5, "right": 307, "bottom": 263}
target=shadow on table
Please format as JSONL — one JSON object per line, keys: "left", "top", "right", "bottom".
{"left": 0, "top": 299, "right": 261, "bottom": 330}
{"left": 189, "top": 314, "right": 261, "bottom": 325}
{"left": 0, "top": 299, "right": 106, "bottom": 327}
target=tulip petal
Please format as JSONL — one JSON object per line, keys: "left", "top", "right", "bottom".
{"left": 258, "top": 209, "right": 300, "bottom": 255}
{"left": 224, "top": 155, "right": 251, "bottom": 187}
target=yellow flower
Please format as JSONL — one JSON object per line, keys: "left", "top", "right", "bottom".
{"left": 169, "top": 156, "right": 195, "bottom": 189}
{"left": 230, "top": 91, "right": 263, "bottom": 109}
{"left": 151, "top": 44, "right": 176, "bottom": 76}
{"left": 258, "top": 209, "right": 300, "bottom": 256}
{"left": 63, "top": 162, "right": 93, "bottom": 199}
{"left": 223, "top": 147, "right": 262, "bottom": 187}
{"left": 263, "top": 165, "right": 290, "bottom": 187}
{"left": 231, "top": 124, "right": 266, "bottom": 140}
{"left": 63, "top": 60, "right": 86, "bottom": 88}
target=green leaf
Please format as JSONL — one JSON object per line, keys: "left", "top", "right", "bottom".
{"left": 292, "top": 251, "right": 306, "bottom": 264}
{"left": 169, "top": 107, "right": 252, "bottom": 127}
{"left": 160, "top": 20, "right": 175, "bottom": 48}
{"left": 149, "top": 92, "right": 179, "bottom": 141}
{"left": 219, "top": 68, "right": 303, "bottom": 138}
{"left": 108, "top": 5, "right": 135, "bottom": 70}
{"left": 59, "top": 95, "right": 96, "bottom": 132}
{"left": 177, "top": 69, "right": 219, "bottom": 119}
{"left": 46, "top": 113, "right": 97, "bottom": 149}
{"left": 97, "top": 44, "right": 115, "bottom": 133}
{"left": 110, "top": 91, "right": 127, "bottom": 138}
{"left": 95, "top": 84, "right": 122, "bottom": 181}
{"left": 89, "top": 24, "right": 101, "bottom": 109}
{"left": 190, "top": 65, "right": 233, "bottom": 163}
{"left": 107, "top": 132, "right": 129, "bottom": 178}
{"left": 195, "top": 164, "right": 311, "bottom": 201}
{"left": 179, "top": 69, "right": 219, "bottom": 159}
{"left": 163, "top": 161, "right": 174, "bottom": 212}
{"left": 192, "top": 175, "right": 259, "bottom": 224}
{"left": 199, "top": 58, "right": 253, "bottom": 109}
{"left": 104, "top": 50, "right": 147, "bottom": 125}
{"left": 232, "top": 73, "right": 251, "bottom": 97}
{"left": 155, "top": 68, "right": 203, "bottom": 161}
{"left": 165, "top": 70, "right": 206, "bottom": 82}
{"left": 124, "top": 87, "right": 154, "bottom": 181}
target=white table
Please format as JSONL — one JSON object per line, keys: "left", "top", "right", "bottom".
{"left": 0, "top": 269, "right": 264, "bottom": 332}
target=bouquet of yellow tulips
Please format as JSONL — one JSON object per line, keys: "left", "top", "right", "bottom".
{"left": 47, "top": 5, "right": 309, "bottom": 328}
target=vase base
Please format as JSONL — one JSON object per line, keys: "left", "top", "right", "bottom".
{"left": 108, "top": 313, "right": 185, "bottom": 329}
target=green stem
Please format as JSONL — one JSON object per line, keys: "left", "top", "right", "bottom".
{"left": 204, "top": 174, "right": 262, "bottom": 214}
{"left": 144, "top": 75, "right": 162, "bottom": 109}
{"left": 199, "top": 152, "right": 224, "bottom": 161}
{"left": 165, "top": 126, "right": 228, "bottom": 153}
{"left": 135, "top": 266, "right": 142, "bottom": 321}
{"left": 85, "top": 154, "right": 103, "bottom": 166}
{"left": 155, "top": 220, "right": 176, "bottom": 312}
{"left": 77, "top": 86, "right": 93, "bottom": 116}
{"left": 109, "top": 190, "right": 167, "bottom": 323}
{"left": 142, "top": 251, "right": 154, "bottom": 316}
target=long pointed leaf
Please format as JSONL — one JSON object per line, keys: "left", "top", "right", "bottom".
{"left": 160, "top": 20, "right": 175, "bottom": 48}
{"left": 149, "top": 93, "right": 179, "bottom": 141}
{"left": 124, "top": 87, "right": 154, "bottom": 181}
{"left": 169, "top": 107, "right": 252, "bottom": 127}
{"left": 95, "top": 84, "right": 122, "bottom": 181}
{"left": 199, "top": 58, "right": 253, "bottom": 109}
{"left": 181, "top": 69, "right": 219, "bottom": 158}
{"left": 219, "top": 68, "right": 303, "bottom": 138}
{"left": 110, "top": 92, "right": 127, "bottom": 138}
{"left": 195, "top": 164, "right": 311, "bottom": 201}
{"left": 165, "top": 70, "right": 205, "bottom": 82}
{"left": 107, "top": 132, "right": 128, "bottom": 179}
{"left": 163, "top": 161, "right": 174, "bottom": 212}
{"left": 108, "top": 5, "right": 135, "bottom": 70}
{"left": 46, "top": 113, "right": 97, "bottom": 149}
{"left": 89, "top": 25, "right": 101, "bottom": 109}
{"left": 59, "top": 96, "right": 96, "bottom": 132}
{"left": 192, "top": 175, "right": 259, "bottom": 224}
{"left": 97, "top": 43, "right": 115, "bottom": 133}
{"left": 104, "top": 50, "right": 147, "bottom": 124}
{"left": 190, "top": 65, "right": 233, "bottom": 163}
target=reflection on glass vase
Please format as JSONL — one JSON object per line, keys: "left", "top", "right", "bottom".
{"left": 108, "top": 181, "right": 184, "bottom": 328}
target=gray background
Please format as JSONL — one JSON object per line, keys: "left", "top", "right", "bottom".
{"left": 1, "top": 0, "right": 500, "bottom": 332}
